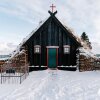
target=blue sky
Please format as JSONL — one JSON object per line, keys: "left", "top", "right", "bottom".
{"left": 0, "top": 0, "right": 100, "bottom": 54}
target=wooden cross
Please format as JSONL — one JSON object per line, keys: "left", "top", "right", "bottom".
{"left": 50, "top": 4, "right": 56, "bottom": 13}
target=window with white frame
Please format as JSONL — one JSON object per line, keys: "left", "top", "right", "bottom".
{"left": 34, "top": 45, "right": 41, "bottom": 53}
{"left": 63, "top": 45, "right": 70, "bottom": 54}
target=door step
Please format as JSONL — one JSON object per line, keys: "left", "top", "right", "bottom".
{"left": 48, "top": 68, "right": 58, "bottom": 70}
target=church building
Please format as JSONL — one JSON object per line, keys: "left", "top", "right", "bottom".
{"left": 18, "top": 5, "right": 82, "bottom": 69}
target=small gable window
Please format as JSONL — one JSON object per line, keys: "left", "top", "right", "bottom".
{"left": 34, "top": 45, "right": 41, "bottom": 53}
{"left": 63, "top": 45, "right": 70, "bottom": 54}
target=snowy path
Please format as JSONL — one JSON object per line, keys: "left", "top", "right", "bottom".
{"left": 0, "top": 70, "right": 100, "bottom": 100}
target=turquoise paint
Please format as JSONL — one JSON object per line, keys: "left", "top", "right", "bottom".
{"left": 48, "top": 48, "right": 57, "bottom": 68}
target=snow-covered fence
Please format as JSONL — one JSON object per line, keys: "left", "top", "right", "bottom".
{"left": 1, "top": 64, "right": 29, "bottom": 84}
{"left": 1, "top": 48, "right": 29, "bottom": 84}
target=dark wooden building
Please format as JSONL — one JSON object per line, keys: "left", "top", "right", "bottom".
{"left": 21, "top": 11, "right": 82, "bottom": 69}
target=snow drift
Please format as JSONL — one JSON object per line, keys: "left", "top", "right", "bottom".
{"left": 0, "top": 70, "right": 100, "bottom": 100}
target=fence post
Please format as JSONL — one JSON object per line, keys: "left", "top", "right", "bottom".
{"left": 20, "top": 76, "right": 21, "bottom": 84}
{"left": 1, "top": 65, "right": 2, "bottom": 84}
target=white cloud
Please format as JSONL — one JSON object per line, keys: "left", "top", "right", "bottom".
{"left": 91, "top": 17, "right": 100, "bottom": 44}
{"left": 0, "top": 0, "right": 48, "bottom": 24}
{"left": 92, "top": 42, "right": 100, "bottom": 54}
{"left": 0, "top": 42, "right": 17, "bottom": 55}
{"left": 0, "top": 0, "right": 100, "bottom": 54}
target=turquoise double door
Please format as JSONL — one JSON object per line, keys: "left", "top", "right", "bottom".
{"left": 48, "top": 48, "right": 57, "bottom": 68}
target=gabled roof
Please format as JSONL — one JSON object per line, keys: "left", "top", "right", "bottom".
{"left": 10, "top": 11, "right": 83, "bottom": 57}
{"left": 21, "top": 11, "right": 82, "bottom": 46}
{"left": 78, "top": 47, "right": 97, "bottom": 59}
{"left": 50, "top": 14, "right": 82, "bottom": 46}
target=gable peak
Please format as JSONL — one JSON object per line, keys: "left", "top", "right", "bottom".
{"left": 48, "top": 10, "right": 57, "bottom": 16}
{"left": 48, "top": 4, "right": 57, "bottom": 16}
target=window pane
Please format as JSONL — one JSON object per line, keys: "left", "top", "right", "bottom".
{"left": 64, "top": 47, "right": 70, "bottom": 54}
{"left": 34, "top": 46, "right": 41, "bottom": 53}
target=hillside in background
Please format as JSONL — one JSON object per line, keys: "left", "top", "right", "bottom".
{"left": 0, "top": 55, "right": 10, "bottom": 60}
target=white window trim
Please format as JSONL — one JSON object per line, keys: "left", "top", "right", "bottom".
{"left": 34, "top": 45, "right": 41, "bottom": 53}
{"left": 46, "top": 46, "right": 59, "bottom": 48}
{"left": 63, "top": 45, "right": 70, "bottom": 54}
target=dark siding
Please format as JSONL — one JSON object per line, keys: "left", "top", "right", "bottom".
{"left": 26, "top": 15, "right": 80, "bottom": 66}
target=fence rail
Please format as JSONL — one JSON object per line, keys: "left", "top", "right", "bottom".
{"left": 1, "top": 64, "right": 29, "bottom": 84}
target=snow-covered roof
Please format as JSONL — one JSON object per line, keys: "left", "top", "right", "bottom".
{"left": 56, "top": 17, "right": 82, "bottom": 45}
{"left": 10, "top": 17, "right": 49, "bottom": 58}
{"left": 10, "top": 14, "right": 83, "bottom": 58}
{"left": 20, "top": 17, "right": 49, "bottom": 47}
{"left": 78, "top": 47, "right": 97, "bottom": 59}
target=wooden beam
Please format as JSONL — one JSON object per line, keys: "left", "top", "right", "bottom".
{"left": 48, "top": 10, "right": 57, "bottom": 16}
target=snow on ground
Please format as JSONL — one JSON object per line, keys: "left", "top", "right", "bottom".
{"left": 0, "top": 70, "right": 100, "bottom": 100}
